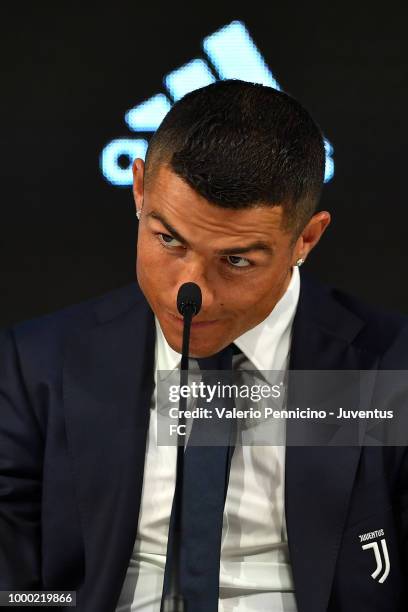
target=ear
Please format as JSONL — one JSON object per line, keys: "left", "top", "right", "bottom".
{"left": 132, "top": 158, "right": 145, "bottom": 214}
{"left": 292, "top": 211, "right": 331, "bottom": 266}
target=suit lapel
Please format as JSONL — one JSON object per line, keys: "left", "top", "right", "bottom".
{"left": 285, "top": 273, "right": 379, "bottom": 612}
{"left": 63, "top": 287, "right": 155, "bottom": 611}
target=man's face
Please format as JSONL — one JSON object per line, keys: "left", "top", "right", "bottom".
{"left": 136, "top": 164, "right": 299, "bottom": 358}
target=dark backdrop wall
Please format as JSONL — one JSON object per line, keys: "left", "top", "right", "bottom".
{"left": 1, "top": 2, "right": 407, "bottom": 328}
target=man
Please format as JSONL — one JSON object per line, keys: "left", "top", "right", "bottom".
{"left": 1, "top": 80, "right": 407, "bottom": 612}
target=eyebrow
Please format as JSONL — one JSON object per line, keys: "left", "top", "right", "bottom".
{"left": 147, "top": 211, "right": 274, "bottom": 256}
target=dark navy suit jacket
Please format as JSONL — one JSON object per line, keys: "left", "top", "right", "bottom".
{"left": 1, "top": 271, "right": 408, "bottom": 612}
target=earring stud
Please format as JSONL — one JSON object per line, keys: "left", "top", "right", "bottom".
{"left": 136, "top": 209, "right": 141, "bottom": 220}
{"left": 296, "top": 258, "right": 305, "bottom": 267}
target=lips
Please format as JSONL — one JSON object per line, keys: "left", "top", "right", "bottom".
{"left": 168, "top": 312, "right": 218, "bottom": 327}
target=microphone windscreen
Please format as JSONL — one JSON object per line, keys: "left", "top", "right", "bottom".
{"left": 177, "top": 282, "right": 202, "bottom": 317}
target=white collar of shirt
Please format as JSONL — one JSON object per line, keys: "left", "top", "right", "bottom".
{"left": 155, "top": 265, "right": 300, "bottom": 374}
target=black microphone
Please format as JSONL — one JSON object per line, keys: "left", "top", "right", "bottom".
{"left": 161, "top": 282, "right": 202, "bottom": 612}
{"left": 177, "top": 282, "right": 202, "bottom": 371}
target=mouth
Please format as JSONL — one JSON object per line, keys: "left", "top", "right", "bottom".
{"left": 167, "top": 311, "right": 219, "bottom": 328}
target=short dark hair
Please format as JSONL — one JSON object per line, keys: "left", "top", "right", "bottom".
{"left": 145, "top": 79, "right": 326, "bottom": 235}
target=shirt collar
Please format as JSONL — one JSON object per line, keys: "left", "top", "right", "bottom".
{"left": 233, "top": 265, "right": 300, "bottom": 371}
{"left": 155, "top": 265, "right": 300, "bottom": 373}
{"left": 155, "top": 315, "right": 181, "bottom": 373}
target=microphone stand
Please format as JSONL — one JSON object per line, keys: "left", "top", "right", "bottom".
{"left": 161, "top": 305, "right": 193, "bottom": 612}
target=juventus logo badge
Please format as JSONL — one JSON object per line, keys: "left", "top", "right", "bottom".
{"left": 359, "top": 530, "right": 390, "bottom": 583}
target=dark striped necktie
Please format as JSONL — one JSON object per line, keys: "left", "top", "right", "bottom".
{"left": 161, "top": 344, "right": 237, "bottom": 611}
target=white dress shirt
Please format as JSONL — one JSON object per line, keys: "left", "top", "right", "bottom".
{"left": 116, "top": 266, "right": 300, "bottom": 612}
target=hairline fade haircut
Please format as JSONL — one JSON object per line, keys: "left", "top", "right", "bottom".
{"left": 144, "top": 79, "right": 326, "bottom": 238}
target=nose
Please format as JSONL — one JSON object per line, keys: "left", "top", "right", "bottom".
{"left": 175, "top": 260, "right": 216, "bottom": 315}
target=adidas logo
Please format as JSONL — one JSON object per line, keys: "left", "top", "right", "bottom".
{"left": 100, "top": 20, "right": 334, "bottom": 187}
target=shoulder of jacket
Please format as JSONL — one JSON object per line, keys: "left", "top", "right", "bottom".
{"left": 9, "top": 281, "right": 142, "bottom": 356}
{"left": 300, "top": 271, "right": 408, "bottom": 356}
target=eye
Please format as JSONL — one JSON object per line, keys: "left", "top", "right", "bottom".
{"left": 226, "top": 255, "right": 251, "bottom": 268}
{"left": 157, "top": 233, "right": 183, "bottom": 248}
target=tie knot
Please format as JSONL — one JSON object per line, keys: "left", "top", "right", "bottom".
{"left": 196, "top": 343, "right": 235, "bottom": 371}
